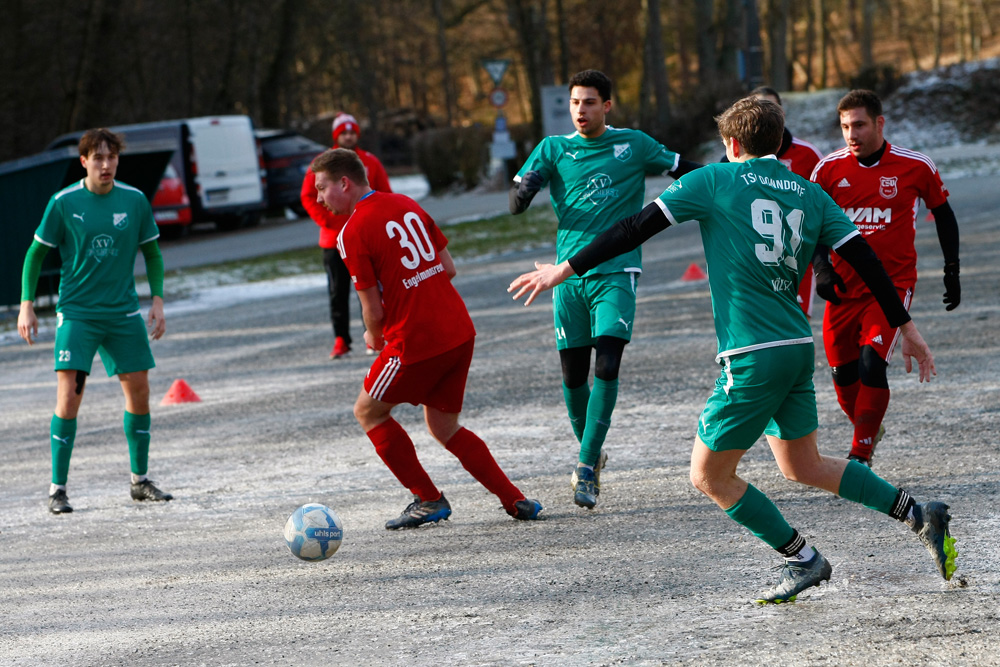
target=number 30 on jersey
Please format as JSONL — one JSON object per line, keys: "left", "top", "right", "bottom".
{"left": 386, "top": 212, "right": 436, "bottom": 269}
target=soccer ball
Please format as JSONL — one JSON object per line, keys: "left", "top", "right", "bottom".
{"left": 284, "top": 503, "right": 343, "bottom": 561}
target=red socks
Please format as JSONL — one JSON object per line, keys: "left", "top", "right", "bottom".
{"left": 445, "top": 427, "right": 523, "bottom": 512}
{"left": 850, "top": 385, "right": 890, "bottom": 458}
{"left": 366, "top": 419, "right": 440, "bottom": 502}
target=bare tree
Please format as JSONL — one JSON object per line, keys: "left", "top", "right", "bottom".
{"left": 639, "top": 0, "right": 671, "bottom": 135}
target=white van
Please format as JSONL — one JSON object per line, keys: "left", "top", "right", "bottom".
{"left": 185, "top": 116, "right": 266, "bottom": 229}
{"left": 47, "top": 115, "right": 267, "bottom": 232}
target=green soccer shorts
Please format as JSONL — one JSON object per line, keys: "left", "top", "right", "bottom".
{"left": 697, "top": 343, "right": 818, "bottom": 451}
{"left": 552, "top": 271, "right": 638, "bottom": 350}
{"left": 54, "top": 312, "right": 155, "bottom": 377}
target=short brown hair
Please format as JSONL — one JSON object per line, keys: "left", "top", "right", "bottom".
{"left": 310, "top": 148, "right": 369, "bottom": 186}
{"left": 78, "top": 128, "right": 125, "bottom": 157}
{"left": 715, "top": 97, "right": 784, "bottom": 157}
{"left": 837, "top": 89, "right": 882, "bottom": 121}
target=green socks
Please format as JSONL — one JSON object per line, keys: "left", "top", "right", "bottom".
{"left": 579, "top": 377, "right": 618, "bottom": 468}
{"left": 124, "top": 411, "right": 151, "bottom": 476}
{"left": 725, "top": 483, "right": 796, "bottom": 550}
{"left": 562, "top": 382, "right": 590, "bottom": 444}
{"left": 50, "top": 415, "right": 77, "bottom": 485}
{"left": 837, "top": 459, "right": 899, "bottom": 515}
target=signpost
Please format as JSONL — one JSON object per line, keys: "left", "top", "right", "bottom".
{"left": 482, "top": 59, "right": 516, "bottom": 171}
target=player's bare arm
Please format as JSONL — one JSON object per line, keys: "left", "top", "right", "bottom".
{"left": 835, "top": 235, "right": 936, "bottom": 382}
{"left": 508, "top": 261, "right": 576, "bottom": 306}
{"left": 148, "top": 296, "right": 166, "bottom": 340}
{"left": 17, "top": 300, "right": 38, "bottom": 346}
{"left": 439, "top": 248, "right": 457, "bottom": 279}
{"left": 357, "top": 286, "right": 385, "bottom": 351}
{"left": 898, "top": 321, "right": 936, "bottom": 382}
{"left": 509, "top": 201, "right": 671, "bottom": 306}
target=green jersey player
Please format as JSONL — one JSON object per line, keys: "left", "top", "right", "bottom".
{"left": 18, "top": 128, "right": 173, "bottom": 514}
{"left": 509, "top": 69, "right": 701, "bottom": 509}
{"left": 509, "top": 97, "right": 957, "bottom": 603}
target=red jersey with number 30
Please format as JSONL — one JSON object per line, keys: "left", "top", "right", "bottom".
{"left": 338, "top": 192, "right": 475, "bottom": 363}
{"left": 810, "top": 142, "right": 948, "bottom": 299}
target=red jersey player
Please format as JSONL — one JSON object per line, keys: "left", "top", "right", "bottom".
{"left": 810, "top": 89, "right": 961, "bottom": 465}
{"left": 301, "top": 113, "right": 393, "bottom": 359}
{"left": 727, "top": 87, "right": 825, "bottom": 317}
{"left": 310, "top": 148, "right": 543, "bottom": 528}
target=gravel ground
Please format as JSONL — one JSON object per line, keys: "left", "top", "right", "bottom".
{"left": 1, "top": 166, "right": 998, "bottom": 665}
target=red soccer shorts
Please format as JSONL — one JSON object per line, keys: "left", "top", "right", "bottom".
{"left": 364, "top": 337, "right": 475, "bottom": 413}
{"left": 822, "top": 286, "right": 912, "bottom": 367}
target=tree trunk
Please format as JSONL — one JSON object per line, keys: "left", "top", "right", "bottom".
{"left": 720, "top": 0, "right": 743, "bottom": 81}
{"left": 555, "top": 0, "right": 570, "bottom": 83}
{"left": 640, "top": 0, "right": 671, "bottom": 134}
{"left": 767, "top": 0, "right": 790, "bottom": 91}
{"left": 932, "top": 0, "right": 943, "bottom": 68}
{"left": 433, "top": 0, "right": 456, "bottom": 125}
{"left": 671, "top": 0, "right": 691, "bottom": 92}
{"left": 506, "top": 0, "right": 554, "bottom": 141}
{"left": 66, "top": 0, "right": 108, "bottom": 131}
{"left": 695, "top": 0, "right": 717, "bottom": 84}
{"left": 260, "top": 0, "right": 300, "bottom": 128}
{"left": 815, "top": 0, "right": 826, "bottom": 89}
{"left": 860, "top": 0, "right": 875, "bottom": 69}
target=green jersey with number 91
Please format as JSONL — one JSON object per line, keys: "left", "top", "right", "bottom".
{"left": 655, "top": 157, "right": 859, "bottom": 360}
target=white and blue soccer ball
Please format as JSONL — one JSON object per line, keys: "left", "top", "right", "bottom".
{"left": 284, "top": 503, "right": 343, "bottom": 561}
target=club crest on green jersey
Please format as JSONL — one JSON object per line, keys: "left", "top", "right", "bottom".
{"left": 113, "top": 212, "right": 129, "bottom": 229}
{"left": 582, "top": 173, "right": 619, "bottom": 206}
{"left": 613, "top": 143, "right": 632, "bottom": 161}
{"left": 87, "top": 234, "right": 119, "bottom": 262}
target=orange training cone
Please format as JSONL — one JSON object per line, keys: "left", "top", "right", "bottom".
{"left": 681, "top": 263, "right": 708, "bottom": 281}
{"left": 161, "top": 379, "right": 202, "bottom": 405}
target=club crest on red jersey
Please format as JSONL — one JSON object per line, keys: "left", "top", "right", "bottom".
{"left": 879, "top": 176, "right": 898, "bottom": 199}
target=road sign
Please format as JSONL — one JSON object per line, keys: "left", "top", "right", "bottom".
{"left": 482, "top": 59, "right": 511, "bottom": 86}
{"left": 488, "top": 88, "right": 508, "bottom": 108}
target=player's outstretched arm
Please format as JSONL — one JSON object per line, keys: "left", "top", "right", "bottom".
{"left": 509, "top": 202, "right": 671, "bottom": 306}
{"left": 439, "top": 248, "right": 457, "bottom": 279}
{"left": 508, "top": 261, "right": 575, "bottom": 306}
{"left": 899, "top": 321, "right": 936, "bottom": 382}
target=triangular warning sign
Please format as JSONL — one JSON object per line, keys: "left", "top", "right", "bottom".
{"left": 482, "top": 59, "right": 511, "bottom": 86}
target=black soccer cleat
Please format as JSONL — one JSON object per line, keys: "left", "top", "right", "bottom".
{"left": 130, "top": 479, "right": 173, "bottom": 502}
{"left": 508, "top": 498, "right": 543, "bottom": 520}
{"left": 755, "top": 551, "right": 833, "bottom": 604}
{"left": 385, "top": 494, "right": 452, "bottom": 530}
{"left": 48, "top": 489, "right": 73, "bottom": 514}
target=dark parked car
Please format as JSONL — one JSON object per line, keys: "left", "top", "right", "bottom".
{"left": 255, "top": 129, "right": 327, "bottom": 216}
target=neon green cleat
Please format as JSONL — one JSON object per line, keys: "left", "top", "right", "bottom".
{"left": 755, "top": 551, "right": 832, "bottom": 605}
{"left": 913, "top": 501, "right": 957, "bottom": 580}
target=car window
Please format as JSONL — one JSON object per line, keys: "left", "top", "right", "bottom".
{"left": 263, "top": 135, "right": 326, "bottom": 158}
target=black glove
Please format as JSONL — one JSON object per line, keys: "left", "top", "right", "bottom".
{"left": 814, "top": 265, "right": 846, "bottom": 305}
{"left": 519, "top": 170, "right": 544, "bottom": 195}
{"left": 943, "top": 261, "right": 961, "bottom": 311}
{"left": 509, "top": 170, "right": 545, "bottom": 214}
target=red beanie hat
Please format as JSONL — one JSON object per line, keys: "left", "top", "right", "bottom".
{"left": 332, "top": 113, "right": 360, "bottom": 141}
